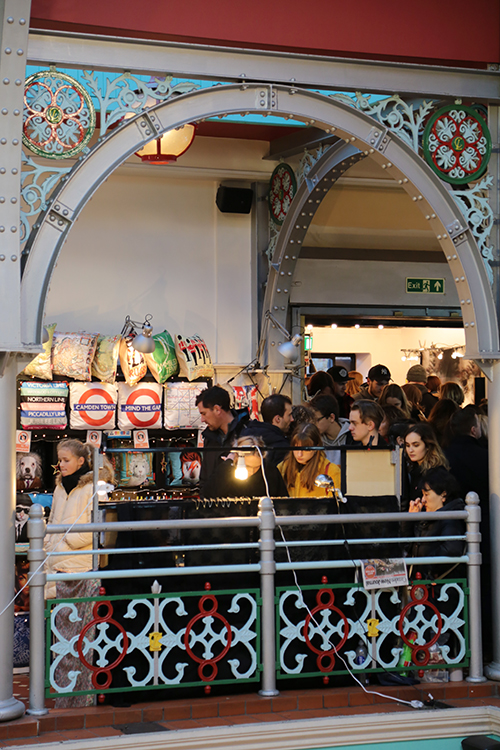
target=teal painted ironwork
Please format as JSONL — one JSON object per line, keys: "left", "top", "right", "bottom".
{"left": 45, "top": 587, "right": 261, "bottom": 698}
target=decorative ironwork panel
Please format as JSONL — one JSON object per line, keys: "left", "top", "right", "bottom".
{"left": 452, "top": 175, "right": 495, "bottom": 281}
{"left": 277, "top": 579, "right": 468, "bottom": 680}
{"left": 46, "top": 585, "right": 260, "bottom": 698}
{"left": 422, "top": 105, "right": 491, "bottom": 185}
{"left": 23, "top": 71, "right": 96, "bottom": 159}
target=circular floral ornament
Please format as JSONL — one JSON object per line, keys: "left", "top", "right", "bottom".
{"left": 23, "top": 71, "right": 96, "bottom": 159}
{"left": 269, "top": 163, "right": 297, "bottom": 225}
{"left": 423, "top": 104, "right": 491, "bottom": 185}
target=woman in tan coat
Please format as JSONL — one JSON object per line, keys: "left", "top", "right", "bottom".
{"left": 44, "top": 439, "right": 114, "bottom": 707}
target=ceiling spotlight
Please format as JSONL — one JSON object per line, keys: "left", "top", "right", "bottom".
{"left": 378, "top": 324, "right": 384, "bottom": 330}
{"left": 437, "top": 351, "right": 443, "bottom": 360}
{"left": 306, "top": 324, "right": 314, "bottom": 331}
{"left": 354, "top": 324, "right": 360, "bottom": 329}
{"left": 331, "top": 323, "right": 337, "bottom": 329}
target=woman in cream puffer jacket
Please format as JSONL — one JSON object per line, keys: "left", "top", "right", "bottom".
{"left": 44, "top": 440, "right": 114, "bottom": 599}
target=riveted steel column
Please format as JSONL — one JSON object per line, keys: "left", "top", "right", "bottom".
{"left": 485, "top": 360, "right": 500, "bottom": 680}
{"left": 258, "top": 497, "right": 278, "bottom": 696}
{"left": 465, "top": 492, "right": 485, "bottom": 682}
{"left": 0, "top": 354, "right": 24, "bottom": 720}
{"left": 0, "top": 0, "right": 29, "bottom": 349}
{"left": 27, "top": 504, "right": 47, "bottom": 716}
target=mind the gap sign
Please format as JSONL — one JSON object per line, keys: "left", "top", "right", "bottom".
{"left": 406, "top": 277, "right": 445, "bottom": 294}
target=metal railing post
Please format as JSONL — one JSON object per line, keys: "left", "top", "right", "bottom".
{"left": 27, "top": 504, "right": 49, "bottom": 715}
{"left": 92, "top": 446, "right": 101, "bottom": 571}
{"left": 258, "top": 497, "right": 279, "bottom": 696}
{"left": 465, "top": 492, "right": 486, "bottom": 683}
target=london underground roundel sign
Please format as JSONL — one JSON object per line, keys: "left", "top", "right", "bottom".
{"left": 69, "top": 383, "right": 117, "bottom": 431}
{"left": 422, "top": 105, "right": 491, "bottom": 185}
{"left": 118, "top": 383, "right": 163, "bottom": 430}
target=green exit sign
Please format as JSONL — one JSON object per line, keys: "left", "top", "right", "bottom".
{"left": 406, "top": 277, "right": 445, "bottom": 294}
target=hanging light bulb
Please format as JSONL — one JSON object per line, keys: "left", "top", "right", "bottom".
{"left": 234, "top": 454, "right": 248, "bottom": 481}
{"left": 437, "top": 350, "right": 443, "bottom": 360}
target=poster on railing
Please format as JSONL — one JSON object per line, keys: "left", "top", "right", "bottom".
{"left": 360, "top": 558, "right": 408, "bottom": 590}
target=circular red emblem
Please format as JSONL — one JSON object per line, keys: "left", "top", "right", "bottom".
{"left": 78, "top": 387, "right": 115, "bottom": 427}
{"left": 126, "top": 388, "right": 161, "bottom": 428}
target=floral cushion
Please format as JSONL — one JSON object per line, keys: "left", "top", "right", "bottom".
{"left": 22, "top": 323, "right": 57, "bottom": 381}
{"left": 52, "top": 331, "right": 99, "bottom": 381}
{"left": 91, "top": 335, "right": 121, "bottom": 384}
{"left": 174, "top": 334, "right": 214, "bottom": 381}
{"left": 69, "top": 382, "right": 118, "bottom": 431}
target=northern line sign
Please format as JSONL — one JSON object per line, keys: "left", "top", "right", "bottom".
{"left": 406, "top": 277, "right": 445, "bottom": 294}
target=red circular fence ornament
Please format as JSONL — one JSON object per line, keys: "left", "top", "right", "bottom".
{"left": 184, "top": 594, "right": 232, "bottom": 682}
{"left": 76, "top": 599, "right": 129, "bottom": 691}
{"left": 269, "top": 163, "right": 297, "bottom": 225}
{"left": 398, "top": 582, "right": 442, "bottom": 667}
{"left": 303, "top": 588, "right": 349, "bottom": 672}
{"left": 23, "top": 71, "right": 96, "bottom": 159}
{"left": 422, "top": 104, "right": 491, "bottom": 185}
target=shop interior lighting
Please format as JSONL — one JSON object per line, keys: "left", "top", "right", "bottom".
{"left": 354, "top": 324, "right": 360, "bottom": 329}
{"left": 331, "top": 323, "right": 337, "bottom": 329}
{"left": 121, "top": 314, "right": 156, "bottom": 354}
{"left": 378, "top": 324, "right": 384, "bottom": 330}
{"left": 122, "top": 94, "right": 196, "bottom": 163}
{"left": 234, "top": 453, "right": 249, "bottom": 481}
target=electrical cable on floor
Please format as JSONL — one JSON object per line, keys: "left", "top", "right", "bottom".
{"left": 277, "top": 524, "right": 425, "bottom": 710}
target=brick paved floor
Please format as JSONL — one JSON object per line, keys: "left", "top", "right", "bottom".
{"left": 0, "top": 675, "right": 497, "bottom": 746}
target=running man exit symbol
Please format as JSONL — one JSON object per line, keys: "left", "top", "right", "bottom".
{"left": 406, "top": 278, "right": 445, "bottom": 294}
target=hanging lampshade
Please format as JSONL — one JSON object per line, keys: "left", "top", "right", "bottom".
{"left": 135, "top": 124, "right": 196, "bottom": 164}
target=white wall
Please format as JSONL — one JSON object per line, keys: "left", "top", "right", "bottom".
{"left": 45, "top": 137, "right": 275, "bottom": 368}
{"left": 310, "top": 325, "right": 466, "bottom": 385}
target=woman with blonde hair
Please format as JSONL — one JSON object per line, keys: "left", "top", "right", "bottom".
{"left": 204, "top": 435, "right": 288, "bottom": 499}
{"left": 345, "top": 371, "right": 363, "bottom": 398}
{"left": 279, "top": 423, "right": 340, "bottom": 498}
{"left": 44, "top": 439, "right": 114, "bottom": 707}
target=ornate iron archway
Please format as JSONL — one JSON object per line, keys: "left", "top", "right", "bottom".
{"left": 20, "top": 83, "right": 499, "bottom": 368}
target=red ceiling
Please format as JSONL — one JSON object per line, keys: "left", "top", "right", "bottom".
{"left": 30, "top": 0, "right": 499, "bottom": 67}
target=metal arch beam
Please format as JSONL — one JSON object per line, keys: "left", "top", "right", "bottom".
{"left": 21, "top": 83, "right": 499, "bottom": 363}
{"left": 263, "top": 142, "right": 366, "bottom": 370}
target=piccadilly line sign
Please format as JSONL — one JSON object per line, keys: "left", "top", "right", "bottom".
{"left": 406, "top": 277, "right": 445, "bottom": 294}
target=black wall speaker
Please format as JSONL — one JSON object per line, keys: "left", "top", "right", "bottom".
{"left": 216, "top": 186, "right": 253, "bottom": 214}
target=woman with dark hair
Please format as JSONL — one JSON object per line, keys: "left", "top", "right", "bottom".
{"left": 378, "top": 384, "right": 411, "bottom": 419}
{"left": 379, "top": 405, "right": 412, "bottom": 444}
{"left": 427, "top": 398, "right": 459, "bottom": 447}
{"left": 306, "top": 371, "right": 335, "bottom": 399}
{"left": 402, "top": 383, "right": 426, "bottom": 421}
{"left": 409, "top": 467, "right": 465, "bottom": 573}
{"left": 403, "top": 423, "right": 449, "bottom": 510}
{"left": 439, "top": 381, "right": 465, "bottom": 407}
{"left": 279, "top": 423, "right": 340, "bottom": 497}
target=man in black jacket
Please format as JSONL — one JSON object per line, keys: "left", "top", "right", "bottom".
{"left": 196, "top": 386, "right": 250, "bottom": 497}
{"left": 445, "top": 405, "right": 488, "bottom": 506}
{"left": 242, "top": 394, "right": 293, "bottom": 467}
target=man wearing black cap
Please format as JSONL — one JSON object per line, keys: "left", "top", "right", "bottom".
{"left": 353, "top": 364, "right": 391, "bottom": 402}
{"left": 326, "top": 365, "right": 354, "bottom": 419}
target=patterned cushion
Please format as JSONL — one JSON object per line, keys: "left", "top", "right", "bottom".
{"left": 19, "top": 381, "right": 68, "bottom": 430}
{"left": 145, "top": 330, "right": 179, "bottom": 384}
{"left": 22, "top": 323, "right": 57, "bottom": 381}
{"left": 119, "top": 337, "right": 148, "bottom": 387}
{"left": 52, "top": 331, "right": 99, "bottom": 381}
{"left": 118, "top": 451, "right": 155, "bottom": 487}
{"left": 91, "top": 335, "right": 121, "bottom": 384}
{"left": 69, "top": 383, "right": 118, "bottom": 431}
{"left": 117, "top": 382, "right": 163, "bottom": 430}
{"left": 164, "top": 382, "right": 206, "bottom": 429}
{"left": 174, "top": 334, "right": 214, "bottom": 381}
